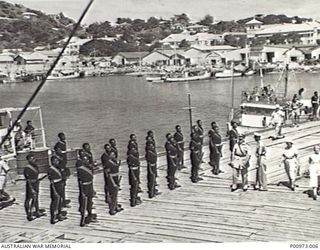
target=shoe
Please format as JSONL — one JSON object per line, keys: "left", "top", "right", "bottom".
{"left": 231, "top": 185, "right": 237, "bottom": 192}
{"left": 34, "top": 211, "right": 46, "bottom": 218}
{"left": 116, "top": 207, "right": 124, "bottom": 213}
{"left": 259, "top": 188, "right": 268, "bottom": 191}
{"left": 109, "top": 210, "right": 117, "bottom": 215}
{"left": 291, "top": 186, "right": 295, "bottom": 191}
{"left": 50, "top": 218, "right": 59, "bottom": 224}
{"left": 155, "top": 190, "right": 162, "bottom": 195}
{"left": 27, "top": 215, "right": 35, "bottom": 221}
{"left": 180, "top": 165, "right": 187, "bottom": 169}
{"left": 218, "top": 170, "right": 224, "bottom": 174}
{"left": 57, "top": 215, "right": 67, "bottom": 221}
{"left": 243, "top": 185, "right": 248, "bottom": 192}
{"left": 313, "top": 196, "right": 317, "bottom": 200}
{"left": 191, "top": 180, "right": 198, "bottom": 183}
{"left": 60, "top": 210, "right": 67, "bottom": 217}
{"left": 136, "top": 199, "right": 142, "bottom": 205}
{"left": 63, "top": 199, "right": 71, "bottom": 206}
{"left": 138, "top": 187, "right": 143, "bottom": 193}
{"left": 174, "top": 183, "right": 181, "bottom": 188}
{"left": 169, "top": 186, "right": 175, "bottom": 190}
{"left": 197, "top": 177, "right": 204, "bottom": 181}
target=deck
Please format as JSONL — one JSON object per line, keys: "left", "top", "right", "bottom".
{"left": 1, "top": 121, "right": 320, "bottom": 243}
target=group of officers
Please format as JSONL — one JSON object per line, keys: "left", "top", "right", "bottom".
{"left": 9, "top": 118, "right": 312, "bottom": 227}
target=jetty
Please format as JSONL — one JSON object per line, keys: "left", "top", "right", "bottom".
{"left": 1, "top": 121, "right": 320, "bottom": 243}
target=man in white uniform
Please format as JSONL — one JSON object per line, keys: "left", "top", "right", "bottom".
{"left": 282, "top": 139, "right": 299, "bottom": 191}
{"left": 0, "top": 155, "right": 15, "bottom": 205}
{"left": 270, "top": 105, "right": 285, "bottom": 140}
{"left": 308, "top": 145, "right": 320, "bottom": 200}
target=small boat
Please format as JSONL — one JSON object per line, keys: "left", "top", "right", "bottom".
{"left": 244, "top": 70, "right": 256, "bottom": 76}
{"left": 145, "top": 72, "right": 166, "bottom": 82}
{"left": 215, "top": 69, "right": 242, "bottom": 79}
{"left": 164, "top": 70, "right": 212, "bottom": 82}
{"left": 47, "top": 70, "right": 80, "bottom": 80}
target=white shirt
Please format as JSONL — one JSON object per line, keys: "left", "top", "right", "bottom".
{"left": 283, "top": 146, "right": 298, "bottom": 160}
{"left": 271, "top": 110, "right": 284, "bottom": 124}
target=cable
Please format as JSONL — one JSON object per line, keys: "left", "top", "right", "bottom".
{"left": 0, "top": 0, "right": 95, "bottom": 148}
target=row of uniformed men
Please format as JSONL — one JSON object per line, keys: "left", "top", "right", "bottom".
{"left": 22, "top": 120, "right": 225, "bottom": 227}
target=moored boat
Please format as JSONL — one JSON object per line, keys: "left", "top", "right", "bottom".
{"left": 47, "top": 70, "right": 80, "bottom": 80}
{"left": 215, "top": 69, "right": 242, "bottom": 79}
{"left": 164, "top": 70, "right": 212, "bottom": 82}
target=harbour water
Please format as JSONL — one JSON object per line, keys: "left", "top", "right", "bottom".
{"left": 0, "top": 72, "right": 319, "bottom": 157}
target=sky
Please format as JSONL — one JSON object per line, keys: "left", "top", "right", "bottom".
{"left": 6, "top": 0, "right": 320, "bottom": 24}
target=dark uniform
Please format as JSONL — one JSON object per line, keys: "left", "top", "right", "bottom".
{"left": 101, "top": 151, "right": 111, "bottom": 203}
{"left": 48, "top": 161, "right": 64, "bottom": 224}
{"left": 165, "top": 138, "right": 180, "bottom": 190}
{"left": 145, "top": 140, "right": 157, "bottom": 198}
{"left": 127, "top": 147, "right": 141, "bottom": 206}
{"left": 54, "top": 139, "right": 70, "bottom": 206}
{"left": 209, "top": 128, "right": 223, "bottom": 175}
{"left": 24, "top": 162, "right": 44, "bottom": 221}
{"left": 77, "top": 157, "right": 95, "bottom": 227}
{"left": 104, "top": 154, "right": 123, "bottom": 215}
{"left": 174, "top": 131, "right": 185, "bottom": 169}
{"left": 110, "top": 145, "right": 118, "bottom": 160}
{"left": 190, "top": 134, "right": 202, "bottom": 183}
{"left": 229, "top": 125, "right": 239, "bottom": 153}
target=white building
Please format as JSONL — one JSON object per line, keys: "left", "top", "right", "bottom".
{"left": 59, "top": 37, "right": 92, "bottom": 55}
{"left": 248, "top": 20, "right": 320, "bottom": 45}
{"left": 160, "top": 31, "right": 224, "bottom": 48}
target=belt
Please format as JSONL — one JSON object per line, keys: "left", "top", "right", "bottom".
{"left": 110, "top": 173, "right": 119, "bottom": 177}
{"left": 130, "top": 166, "right": 139, "bottom": 170}
{"left": 285, "top": 157, "right": 295, "bottom": 160}
{"left": 257, "top": 154, "right": 266, "bottom": 156}
{"left": 215, "top": 143, "right": 222, "bottom": 146}
{"left": 235, "top": 154, "right": 247, "bottom": 157}
{"left": 52, "top": 179, "right": 62, "bottom": 183}
{"left": 81, "top": 181, "right": 92, "bottom": 185}
{"left": 27, "top": 179, "right": 38, "bottom": 183}
{"left": 169, "top": 155, "right": 177, "bottom": 158}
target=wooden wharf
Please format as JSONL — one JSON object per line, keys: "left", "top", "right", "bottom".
{"left": 1, "top": 121, "right": 320, "bottom": 243}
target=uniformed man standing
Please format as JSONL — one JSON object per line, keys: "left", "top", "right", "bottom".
{"left": 145, "top": 136, "right": 159, "bottom": 198}
{"left": 253, "top": 133, "right": 268, "bottom": 191}
{"left": 127, "top": 134, "right": 142, "bottom": 192}
{"left": 104, "top": 151, "right": 123, "bottom": 215}
{"left": 208, "top": 122, "right": 223, "bottom": 175}
{"left": 127, "top": 146, "right": 142, "bottom": 207}
{"left": 54, "top": 132, "right": 70, "bottom": 207}
{"left": 101, "top": 144, "right": 112, "bottom": 204}
{"left": 282, "top": 139, "right": 299, "bottom": 191}
{"left": 24, "top": 154, "right": 46, "bottom": 221}
{"left": 147, "top": 130, "right": 156, "bottom": 147}
{"left": 48, "top": 156, "right": 67, "bottom": 224}
{"left": 165, "top": 133, "right": 181, "bottom": 190}
{"left": 82, "top": 143, "right": 98, "bottom": 172}
{"left": 109, "top": 139, "right": 118, "bottom": 160}
{"left": 174, "top": 125, "right": 185, "bottom": 170}
{"left": 228, "top": 121, "right": 239, "bottom": 154}
{"left": 269, "top": 105, "right": 285, "bottom": 140}
{"left": 190, "top": 132, "right": 203, "bottom": 183}
{"left": 77, "top": 155, "right": 97, "bottom": 227}
{"left": 230, "top": 135, "right": 251, "bottom": 192}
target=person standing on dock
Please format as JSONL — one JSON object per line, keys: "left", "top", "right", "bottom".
{"left": 228, "top": 121, "right": 239, "bottom": 155}
{"left": 77, "top": 155, "right": 96, "bottom": 227}
{"left": 48, "top": 156, "right": 67, "bottom": 224}
{"left": 165, "top": 133, "right": 181, "bottom": 190}
{"left": 174, "top": 125, "right": 185, "bottom": 170}
{"left": 308, "top": 145, "right": 320, "bottom": 200}
{"left": 196, "top": 120, "right": 204, "bottom": 146}
{"left": 24, "top": 154, "right": 46, "bottom": 221}
{"left": 190, "top": 132, "right": 203, "bottom": 183}
{"left": 127, "top": 145, "right": 142, "bottom": 207}
{"left": 128, "top": 134, "right": 142, "bottom": 193}
{"left": 208, "top": 122, "right": 223, "bottom": 175}
{"left": 54, "top": 132, "right": 70, "bottom": 208}
{"left": 104, "top": 151, "right": 123, "bottom": 215}
{"left": 253, "top": 133, "right": 268, "bottom": 191}
{"left": 230, "top": 135, "right": 251, "bottom": 192}
{"left": 311, "top": 91, "right": 319, "bottom": 120}
{"left": 24, "top": 120, "right": 35, "bottom": 149}
{"left": 0, "top": 155, "right": 15, "bottom": 208}
{"left": 146, "top": 131, "right": 159, "bottom": 176}
{"left": 282, "top": 139, "right": 299, "bottom": 191}
{"left": 269, "top": 105, "right": 285, "bottom": 140}
{"left": 101, "top": 144, "right": 112, "bottom": 204}
{"left": 145, "top": 136, "right": 159, "bottom": 198}
{"left": 109, "top": 139, "right": 118, "bottom": 160}
{"left": 82, "top": 143, "right": 98, "bottom": 173}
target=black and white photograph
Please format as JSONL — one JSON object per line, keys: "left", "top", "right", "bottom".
{"left": 0, "top": 0, "right": 320, "bottom": 247}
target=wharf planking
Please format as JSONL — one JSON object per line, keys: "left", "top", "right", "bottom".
{"left": 1, "top": 121, "right": 320, "bottom": 243}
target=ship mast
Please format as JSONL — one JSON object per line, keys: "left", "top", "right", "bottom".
{"left": 284, "top": 63, "right": 289, "bottom": 99}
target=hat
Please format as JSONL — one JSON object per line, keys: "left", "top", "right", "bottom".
{"left": 285, "top": 139, "right": 294, "bottom": 144}
{"left": 254, "top": 132, "right": 262, "bottom": 137}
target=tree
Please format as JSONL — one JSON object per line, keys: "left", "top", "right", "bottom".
{"left": 286, "top": 33, "right": 301, "bottom": 44}
{"left": 269, "top": 33, "right": 286, "bottom": 44}
{"left": 147, "top": 17, "right": 159, "bottom": 29}
{"left": 132, "top": 19, "right": 146, "bottom": 32}
{"left": 199, "top": 14, "right": 214, "bottom": 26}
{"left": 179, "top": 39, "right": 190, "bottom": 48}
{"left": 224, "top": 35, "right": 247, "bottom": 47}
{"left": 116, "top": 17, "right": 132, "bottom": 24}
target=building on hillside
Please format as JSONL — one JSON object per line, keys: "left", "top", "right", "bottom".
{"left": 260, "top": 45, "right": 317, "bottom": 63}
{"left": 0, "top": 55, "right": 14, "bottom": 71}
{"left": 58, "top": 37, "right": 92, "bottom": 55}
{"left": 311, "top": 47, "right": 320, "bottom": 60}
{"left": 14, "top": 52, "right": 49, "bottom": 73}
{"left": 112, "top": 52, "right": 149, "bottom": 65}
{"left": 247, "top": 20, "right": 320, "bottom": 45}
{"left": 187, "top": 24, "right": 209, "bottom": 33}
{"left": 160, "top": 31, "right": 224, "bottom": 48}
{"left": 142, "top": 49, "right": 186, "bottom": 66}
{"left": 245, "top": 18, "right": 263, "bottom": 34}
